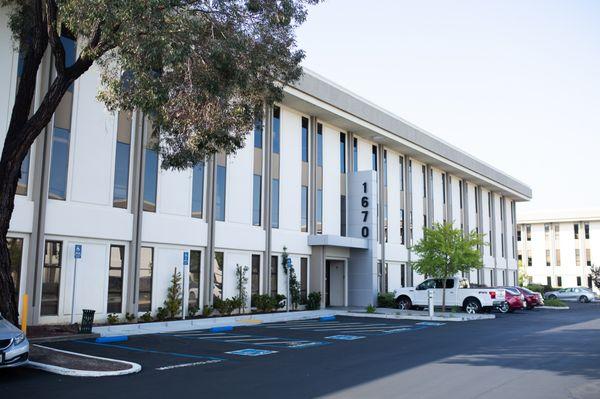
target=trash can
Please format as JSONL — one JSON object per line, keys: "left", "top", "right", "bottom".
{"left": 80, "top": 309, "right": 95, "bottom": 334}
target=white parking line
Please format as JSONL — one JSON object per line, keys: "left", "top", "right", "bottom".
{"left": 223, "top": 337, "right": 280, "bottom": 342}
{"left": 173, "top": 332, "right": 227, "bottom": 337}
{"left": 194, "top": 335, "right": 253, "bottom": 340}
{"left": 156, "top": 360, "right": 223, "bottom": 371}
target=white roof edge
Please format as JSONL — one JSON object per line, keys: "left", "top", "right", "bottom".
{"left": 517, "top": 208, "right": 600, "bottom": 223}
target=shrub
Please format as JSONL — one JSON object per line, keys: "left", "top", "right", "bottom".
{"left": 188, "top": 304, "right": 199, "bottom": 318}
{"left": 156, "top": 306, "right": 169, "bottom": 321}
{"left": 107, "top": 313, "right": 120, "bottom": 324}
{"left": 544, "top": 298, "right": 566, "bottom": 307}
{"left": 214, "top": 297, "right": 237, "bottom": 316}
{"left": 306, "top": 292, "right": 321, "bottom": 310}
{"left": 526, "top": 284, "right": 555, "bottom": 294}
{"left": 202, "top": 305, "right": 213, "bottom": 317}
{"left": 163, "top": 268, "right": 182, "bottom": 319}
{"left": 275, "top": 294, "right": 286, "bottom": 309}
{"left": 377, "top": 292, "right": 396, "bottom": 308}
{"left": 125, "top": 313, "right": 136, "bottom": 322}
{"left": 252, "top": 294, "right": 276, "bottom": 312}
{"left": 140, "top": 311, "right": 153, "bottom": 323}
{"left": 366, "top": 304, "right": 376, "bottom": 313}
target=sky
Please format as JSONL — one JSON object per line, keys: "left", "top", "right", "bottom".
{"left": 295, "top": 0, "right": 600, "bottom": 215}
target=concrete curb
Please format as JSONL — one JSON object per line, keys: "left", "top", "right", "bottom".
{"left": 28, "top": 345, "right": 142, "bottom": 377}
{"left": 339, "top": 311, "right": 495, "bottom": 322}
{"left": 539, "top": 306, "right": 570, "bottom": 310}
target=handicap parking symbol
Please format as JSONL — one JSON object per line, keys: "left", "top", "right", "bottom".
{"left": 226, "top": 348, "right": 278, "bottom": 357}
{"left": 325, "top": 335, "right": 365, "bottom": 341}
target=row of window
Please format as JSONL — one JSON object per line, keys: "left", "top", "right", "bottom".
{"left": 520, "top": 248, "right": 592, "bottom": 267}
{"left": 545, "top": 276, "right": 593, "bottom": 289}
{"left": 519, "top": 223, "right": 592, "bottom": 242}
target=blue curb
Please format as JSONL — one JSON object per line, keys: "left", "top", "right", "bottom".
{"left": 210, "top": 326, "right": 233, "bottom": 332}
{"left": 320, "top": 315, "right": 336, "bottom": 321}
{"left": 95, "top": 335, "right": 129, "bottom": 343}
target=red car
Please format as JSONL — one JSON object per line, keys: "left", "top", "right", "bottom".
{"left": 498, "top": 287, "right": 526, "bottom": 313}
{"left": 515, "top": 286, "right": 544, "bottom": 309}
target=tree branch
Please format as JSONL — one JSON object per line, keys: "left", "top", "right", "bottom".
{"left": 44, "top": 0, "right": 66, "bottom": 75}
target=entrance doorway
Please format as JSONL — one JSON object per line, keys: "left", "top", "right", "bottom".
{"left": 325, "top": 259, "right": 345, "bottom": 307}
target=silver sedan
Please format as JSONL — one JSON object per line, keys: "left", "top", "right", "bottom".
{"left": 0, "top": 313, "right": 29, "bottom": 368}
{"left": 544, "top": 287, "right": 597, "bottom": 303}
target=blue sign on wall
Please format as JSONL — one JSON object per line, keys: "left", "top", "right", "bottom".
{"left": 183, "top": 251, "right": 189, "bottom": 266}
{"left": 286, "top": 257, "right": 292, "bottom": 268}
{"left": 74, "top": 244, "right": 82, "bottom": 259}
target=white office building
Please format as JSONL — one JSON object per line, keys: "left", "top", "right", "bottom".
{"left": 517, "top": 210, "right": 600, "bottom": 293}
{"left": 1, "top": 16, "right": 531, "bottom": 325}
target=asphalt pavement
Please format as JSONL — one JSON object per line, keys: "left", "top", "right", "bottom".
{"left": 1, "top": 303, "right": 599, "bottom": 399}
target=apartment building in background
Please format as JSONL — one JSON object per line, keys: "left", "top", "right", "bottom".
{"left": 517, "top": 210, "right": 600, "bottom": 293}
{"left": 1, "top": 14, "right": 532, "bottom": 325}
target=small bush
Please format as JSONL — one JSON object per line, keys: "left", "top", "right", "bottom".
{"left": 188, "top": 304, "right": 199, "bottom": 318}
{"left": 526, "top": 284, "right": 555, "bottom": 294}
{"left": 306, "top": 292, "right": 321, "bottom": 310}
{"left": 202, "top": 305, "right": 213, "bottom": 317}
{"left": 275, "top": 294, "right": 286, "bottom": 309}
{"left": 107, "top": 313, "right": 120, "bottom": 324}
{"left": 214, "top": 297, "right": 237, "bottom": 316}
{"left": 252, "top": 294, "right": 277, "bottom": 312}
{"left": 125, "top": 313, "right": 136, "bottom": 322}
{"left": 366, "top": 304, "right": 376, "bottom": 313}
{"left": 544, "top": 298, "right": 566, "bottom": 307}
{"left": 156, "top": 306, "right": 169, "bottom": 321}
{"left": 140, "top": 311, "right": 153, "bottom": 323}
{"left": 377, "top": 292, "right": 396, "bottom": 308}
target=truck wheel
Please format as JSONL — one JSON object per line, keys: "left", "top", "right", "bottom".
{"left": 464, "top": 299, "right": 481, "bottom": 314}
{"left": 579, "top": 295, "right": 589, "bottom": 303}
{"left": 396, "top": 296, "right": 412, "bottom": 311}
{"left": 498, "top": 302, "right": 510, "bottom": 314}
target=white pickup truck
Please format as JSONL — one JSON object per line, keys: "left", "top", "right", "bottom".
{"left": 394, "top": 277, "right": 506, "bottom": 314}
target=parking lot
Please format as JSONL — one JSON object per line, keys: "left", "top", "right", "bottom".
{"left": 2, "top": 304, "right": 600, "bottom": 398}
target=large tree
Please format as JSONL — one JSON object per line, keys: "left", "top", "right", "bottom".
{"left": 412, "top": 222, "right": 485, "bottom": 312}
{"left": 0, "top": 0, "right": 318, "bottom": 325}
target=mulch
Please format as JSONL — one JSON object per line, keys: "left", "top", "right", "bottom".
{"left": 30, "top": 345, "right": 132, "bottom": 372}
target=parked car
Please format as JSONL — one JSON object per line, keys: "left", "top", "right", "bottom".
{"left": 544, "top": 287, "right": 596, "bottom": 303}
{"left": 0, "top": 313, "right": 29, "bottom": 368}
{"left": 395, "top": 277, "right": 506, "bottom": 314}
{"left": 497, "top": 287, "right": 525, "bottom": 313}
{"left": 515, "top": 286, "right": 544, "bottom": 309}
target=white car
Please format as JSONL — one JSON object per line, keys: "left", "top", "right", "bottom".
{"left": 0, "top": 313, "right": 29, "bottom": 368}
{"left": 395, "top": 277, "right": 506, "bottom": 314}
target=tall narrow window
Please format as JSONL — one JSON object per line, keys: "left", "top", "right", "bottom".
{"left": 526, "top": 225, "right": 531, "bottom": 241}
{"left": 301, "top": 117, "right": 309, "bottom": 162}
{"left": 584, "top": 223, "right": 590, "bottom": 239}
{"left": 271, "top": 179, "right": 280, "bottom": 228}
{"left": 113, "top": 112, "right": 132, "bottom": 208}
{"left": 422, "top": 165, "right": 426, "bottom": 198}
{"left": 353, "top": 138, "right": 358, "bottom": 172}
{"left": 48, "top": 33, "right": 76, "bottom": 201}
{"left": 556, "top": 249, "right": 561, "bottom": 266}
{"left": 546, "top": 276, "right": 552, "bottom": 286}
{"left": 215, "top": 156, "right": 227, "bottom": 221}
{"left": 252, "top": 174, "right": 262, "bottom": 226}
{"left": 517, "top": 227, "right": 522, "bottom": 241}
{"left": 316, "top": 189, "right": 323, "bottom": 234}
{"left": 459, "top": 181, "right": 464, "bottom": 209}
{"left": 7, "top": 237, "right": 23, "bottom": 304}
{"left": 191, "top": 162, "right": 205, "bottom": 218}
{"left": 544, "top": 224, "right": 550, "bottom": 240}
{"left": 400, "top": 209, "right": 405, "bottom": 245}
{"left": 143, "top": 136, "right": 159, "bottom": 212}
{"left": 339, "top": 133, "right": 346, "bottom": 173}
{"left": 371, "top": 145, "right": 378, "bottom": 171}
{"left": 557, "top": 276, "right": 562, "bottom": 287}
{"left": 107, "top": 245, "right": 125, "bottom": 313}
{"left": 41, "top": 241, "right": 62, "bottom": 316}
{"left": 442, "top": 173, "right": 446, "bottom": 205}
{"left": 138, "top": 247, "right": 153, "bottom": 312}
{"left": 271, "top": 256, "right": 278, "bottom": 296}
{"left": 554, "top": 224, "right": 560, "bottom": 241}
{"left": 317, "top": 123, "right": 323, "bottom": 166}
{"left": 272, "top": 106, "right": 280, "bottom": 154}
{"left": 588, "top": 276, "right": 593, "bottom": 289}
{"left": 15, "top": 51, "right": 30, "bottom": 196}
{"left": 251, "top": 254, "right": 260, "bottom": 297}
{"left": 574, "top": 224, "right": 579, "bottom": 239}
{"left": 189, "top": 250, "right": 201, "bottom": 309}
{"left": 586, "top": 249, "right": 592, "bottom": 266}
{"left": 383, "top": 150, "right": 388, "bottom": 187}
{"left": 254, "top": 118, "right": 263, "bottom": 149}
{"left": 577, "top": 276, "right": 582, "bottom": 286}
{"left": 575, "top": 249, "right": 581, "bottom": 266}
{"left": 300, "top": 257, "right": 308, "bottom": 301}
{"left": 213, "top": 251, "right": 224, "bottom": 301}
{"left": 340, "top": 195, "right": 347, "bottom": 237}
{"left": 301, "top": 185, "right": 308, "bottom": 232}
{"left": 545, "top": 250, "right": 551, "bottom": 266}
{"left": 399, "top": 156, "right": 404, "bottom": 191}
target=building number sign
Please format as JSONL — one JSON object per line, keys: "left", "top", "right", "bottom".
{"left": 361, "top": 182, "right": 369, "bottom": 238}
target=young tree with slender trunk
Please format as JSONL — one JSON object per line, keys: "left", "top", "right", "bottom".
{"left": 0, "top": 0, "right": 319, "bottom": 326}
{"left": 412, "top": 222, "right": 485, "bottom": 312}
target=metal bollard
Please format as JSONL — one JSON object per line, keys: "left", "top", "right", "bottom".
{"left": 428, "top": 289, "right": 434, "bottom": 318}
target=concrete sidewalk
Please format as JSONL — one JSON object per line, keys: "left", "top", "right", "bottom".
{"left": 93, "top": 307, "right": 492, "bottom": 337}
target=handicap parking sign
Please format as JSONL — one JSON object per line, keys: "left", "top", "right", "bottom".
{"left": 74, "top": 244, "right": 82, "bottom": 259}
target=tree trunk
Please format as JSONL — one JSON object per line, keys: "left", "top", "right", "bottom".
{"left": 441, "top": 277, "right": 447, "bottom": 313}
{"left": 0, "top": 156, "right": 23, "bottom": 326}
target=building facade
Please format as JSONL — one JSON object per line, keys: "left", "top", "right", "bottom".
{"left": 517, "top": 210, "right": 600, "bottom": 293}
{"left": 1, "top": 16, "right": 531, "bottom": 325}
